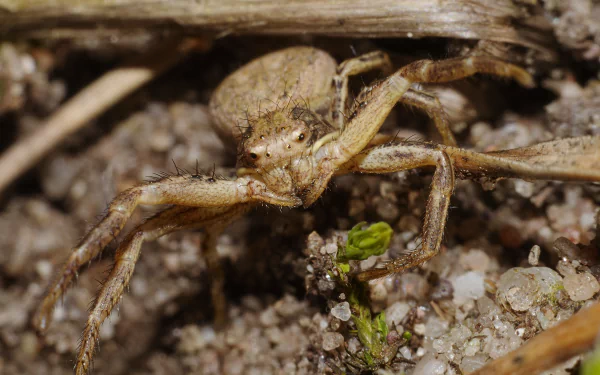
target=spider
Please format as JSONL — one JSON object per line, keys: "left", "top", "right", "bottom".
{"left": 32, "top": 46, "right": 600, "bottom": 374}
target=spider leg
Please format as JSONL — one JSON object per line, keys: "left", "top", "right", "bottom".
{"left": 331, "top": 51, "right": 392, "bottom": 129}
{"left": 340, "top": 142, "right": 454, "bottom": 281}
{"left": 399, "top": 89, "right": 457, "bottom": 147}
{"left": 33, "top": 174, "right": 299, "bottom": 334}
{"left": 354, "top": 84, "right": 457, "bottom": 146}
{"left": 75, "top": 203, "right": 251, "bottom": 375}
{"left": 342, "top": 135, "right": 600, "bottom": 279}
{"left": 199, "top": 212, "right": 246, "bottom": 329}
{"left": 465, "top": 136, "right": 600, "bottom": 181}
{"left": 400, "top": 55, "right": 534, "bottom": 87}
{"left": 303, "top": 55, "right": 532, "bottom": 206}
{"left": 343, "top": 137, "right": 600, "bottom": 183}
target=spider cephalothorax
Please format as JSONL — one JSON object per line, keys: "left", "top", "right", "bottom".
{"left": 238, "top": 105, "right": 334, "bottom": 169}
{"left": 33, "top": 46, "right": 600, "bottom": 374}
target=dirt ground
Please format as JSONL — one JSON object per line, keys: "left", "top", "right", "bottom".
{"left": 1, "top": 2, "right": 600, "bottom": 374}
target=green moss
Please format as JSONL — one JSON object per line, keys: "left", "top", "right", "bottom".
{"left": 546, "top": 283, "right": 565, "bottom": 305}
{"left": 348, "top": 285, "right": 390, "bottom": 366}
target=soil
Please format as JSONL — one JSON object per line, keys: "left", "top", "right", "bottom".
{"left": 1, "top": 4, "right": 599, "bottom": 374}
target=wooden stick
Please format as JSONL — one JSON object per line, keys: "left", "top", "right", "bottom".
{"left": 0, "top": 38, "right": 209, "bottom": 195}
{"left": 0, "top": 0, "right": 556, "bottom": 61}
{"left": 472, "top": 302, "right": 600, "bottom": 375}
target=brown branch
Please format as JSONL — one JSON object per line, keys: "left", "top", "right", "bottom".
{"left": 0, "top": 0, "right": 556, "bottom": 61}
{"left": 472, "top": 302, "right": 600, "bottom": 375}
{"left": 0, "top": 38, "right": 210, "bottom": 195}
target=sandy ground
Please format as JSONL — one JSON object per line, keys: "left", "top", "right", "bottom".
{"left": 1, "top": 2, "right": 600, "bottom": 373}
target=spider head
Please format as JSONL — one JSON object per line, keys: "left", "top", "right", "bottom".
{"left": 238, "top": 106, "right": 333, "bottom": 169}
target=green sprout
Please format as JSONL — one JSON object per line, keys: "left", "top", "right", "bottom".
{"left": 348, "top": 286, "right": 390, "bottom": 366}
{"left": 338, "top": 221, "right": 393, "bottom": 261}
{"left": 330, "top": 221, "right": 403, "bottom": 371}
{"left": 337, "top": 262, "right": 350, "bottom": 274}
{"left": 581, "top": 346, "right": 600, "bottom": 375}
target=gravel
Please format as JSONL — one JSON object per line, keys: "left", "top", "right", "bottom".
{"left": 1, "top": 17, "right": 599, "bottom": 375}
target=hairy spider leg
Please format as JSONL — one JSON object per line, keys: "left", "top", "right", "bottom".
{"left": 333, "top": 51, "right": 486, "bottom": 147}
{"left": 75, "top": 204, "right": 251, "bottom": 375}
{"left": 33, "top": 175, "right": 300, "bottom": 334}
{"left": 340, "top": 136, "right": 600, "bottom": 280}
{"left": 347, "top": 137, "right": 600, "bottom": 184}
{"left": 331, "top": 51, "right": 392, "bottom": 129}
{"left": 354, "top": 83, "right": 459, "bottom": 146}
{"left": 340, "top": 142, "right": 454, "bottom": 280}
{"left": 460, "top": 136, "right": 600, "bottom": 181}
{"left": 399, "top": 89, "right": 457, "bottom": 146}
{"left": 303, "top": 55, "right": 533, "bottom": 207}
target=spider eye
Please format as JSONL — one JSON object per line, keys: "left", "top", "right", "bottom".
{"left": 266, "top": 152, "right": 271, "bottom": 158}
{"left": 297, "top": 133, "right": 305, "bottom": 141}
{"left": 250, "top": 153, "right": 258, "bottom": 159}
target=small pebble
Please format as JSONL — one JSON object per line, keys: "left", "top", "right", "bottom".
{"left": 431, "top": 279, "right": 454, "bottom": 300}
{"left": 496, "top": 267, "right": 563, "bottom": 311}
{"left": 330, "top": 302, "right": 351, "bottom": 322}
{"left": 556, "top": 259, "right": 577, "bottom": 276}
{"left": 370, "top": 282, "right": 388, "bottom": 303}
{"left": 563, "top": 272, "right": 600, "bottom": 301}
{"left": 452, "top": 271, "right": 485, "bottom": 306}
{"left": 515, "top": 328, "right": 525, "bottom": 337}
{"left": 177, "top": 325, "right": 215, "bottom": 353}
{"left": 460, "top": 353, "right": 488, "bottom": 373}
{"left": 464, "top": 338, "right": 481, "bottom": 356}
{"left": 259, "top": 307, "right": 280, "bottom": 327}
{"left": 347, "top": 337, "right": 360, "bottom": 354}
{"left": 149, "top": 129, "right": 175, "bottom": 152}
{"left": 20, "top": 332, "right": 39, "bottom": 357}
{"left": 323, "top": 242, "right": 338, "bottom": 254}
{"left": 322, "top": 332, "right": 344, "bottom": 351}
{"left": 460, "top": 249, "right": 490, "bottom": 272}
{"left": 360, "top": 256, "right": 378, "bottom": 270}
{"left": 514, "top": 180, "right": 535, "bottom": 198}
{"left": 35, "top": 260, "right": 53, "bottom": 280}
{"left": 400, "top": 273, "right": 429, "bottom": 299}
{"left": 385, "top": 302, "right": 411, "bottom": 327}
{"left": 476, "top": 296, "right": 501, "bottom": 317}
{"left": 433, "top": 338, "right": 451, "bottom": 353}
{"left": 412, "top": 354, "right": 447, "bottom": 375}
{"left": 528, "top": 245, "right": 541, "bottom": 266}
{"left": 424, "top": 316, "right": 449, "bottom": 338}
{"left": 413, "top": 323, "right": 426, "bottom": 336}
{"left": 375, "top": 198, "right": 399, "bottom": 220}
{"left": 399, "top": 346, "right": 412, "bottom": 360}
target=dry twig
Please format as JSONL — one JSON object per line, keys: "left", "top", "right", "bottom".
{"left": 1, "top": 0, "right": 556, "bottom": 61}
{"left": 472, "top": 302, "right": 600, "bottom": 375}
{"left": 0, "top": 38, "right": 209, "bottom": 194}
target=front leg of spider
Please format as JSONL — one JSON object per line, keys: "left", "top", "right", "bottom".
{"left": 75, "top": 204, "right": 251, "bottom": 375}
{"left": 302, "top": 55, "right": 533, "bottom": 207}
{"left": 340, "top": 142, "right": 455, "bottom": 280}
{"left": 33, "top": 174, "right": 299, "bottom": 335}
{"left": 330, "top": 50, "right": 392, "bottom": 129}
{"left": 331, "top": 51, "right": 458, "bottom": 146}
{"left": 342, "top": 135, "right": 600, "bottom": 280}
